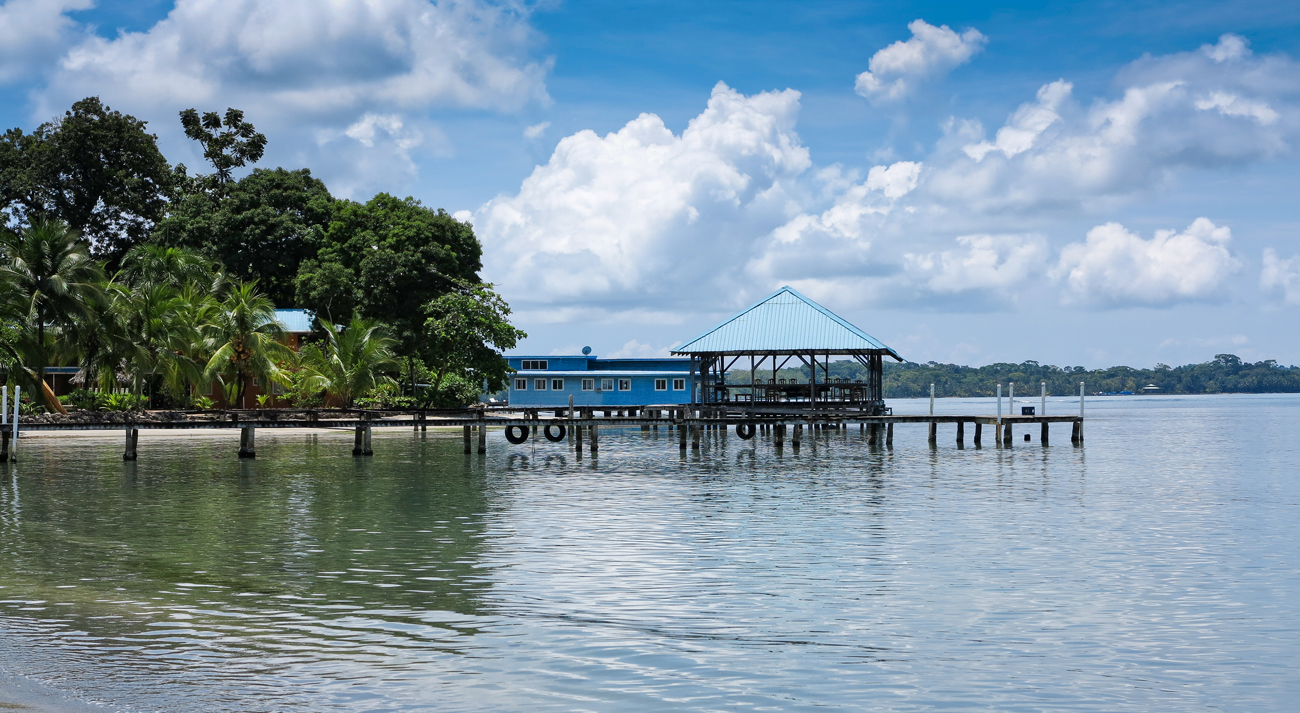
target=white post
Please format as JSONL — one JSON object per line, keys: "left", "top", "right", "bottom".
{"left": 11, "top": 385, "right": 19, "bottom": 460}
{"left": 997, "top": 383, "right": 1002, "bottom": 424}
{"left": 1079, "top": 381, "right": 1085, "bottom": 418}
{"left": 1041, "top": 381, "right": 1046, "bottom": 415}
{"left": 1009, "top": 382, "right": 1015, "bottom": 416}
{"left": 2, "top": 385, "right": 6, "bottom": 425}
{"left": 929, "top": 383, "right": 935, "bottom": 415}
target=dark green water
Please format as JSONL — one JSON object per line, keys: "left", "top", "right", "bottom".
{"left": 1, "top": 394, "right": 1298, "bottom": 711}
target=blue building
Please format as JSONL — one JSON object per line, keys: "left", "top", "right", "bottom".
{"left": 505, "top": 353, "right": 693, "bottom": 408}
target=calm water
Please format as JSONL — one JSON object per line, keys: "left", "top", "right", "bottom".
{"left": 1, "top": 394, "right": 1298, "bottom": 712}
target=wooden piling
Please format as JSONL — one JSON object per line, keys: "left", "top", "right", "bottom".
{"left": 590, "top": 424, "right": 599, "bottom": 452}
{"left": 1041, "top": 422, "right": 1049, "bottom": 446}
{"left": 691, "top": 423, "right": 701, "bottom": 450}
{"left": 476, "top": 424, "right": 485, "bottom": 454}
{"left": 239, "top": 426, "right": 256, "bottom": 459}
{"left": 1003, "top": 421, "right": 1013, "bottom": 447}
{"left": 123, "top": 427, "right": 139, "bottom": 461}
{"left": 793, "top": 423, "right": 802, "bottom": 448}
{"left": 956, "top": 421, "right": 964, "bottom": 446}
{"left": 928, "top": 422, "right": 937, "bottom": 445}
{"left": 679, "top": 422, "right": 687, "bottom": 450}
{"left": 462, "top": 425, "right": 471, "bottom": 454}
{"left": 886, "top": 422, "right": 893, "bottom": 447}
{"left": 0, "top": 430, "right": 7, "bottom": 462}
{"left": 774, "top": 423, "right": 785, "bottom": 448}
{"left": 974, "top": 422, "right": 982, "bottom": 446}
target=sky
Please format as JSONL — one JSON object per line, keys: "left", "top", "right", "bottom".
{"left": 3, "top": 0, "right": 1300, "bottom": 368}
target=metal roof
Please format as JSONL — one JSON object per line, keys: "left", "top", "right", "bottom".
{"left": 275, "top": 309, "right": 315, "bottom": 334}
{"left": 672, "top": 286, "right": 901, "bottom": 359}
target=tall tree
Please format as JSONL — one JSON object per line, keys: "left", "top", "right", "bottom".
{"left": 295, "top": 194, "right": 483, "bottom": 355}
{"left": 420, "top": 282, "right": 525, "bottom": 397}
{"left": 0, "top": 98, "right": 173, "bottom": 268}
{"left": 298, "top": 314, "right": 399, "bottom": 407}
{"left": 202, "top": 281, "right": 292, "bottom": 409}
{"left": 179, "top": 108, "right": 267, "bottom": 190}
{"left": 0, "top": 220, "right": 106, "bottom": 409}
{"left": 152, "top": 168, "right": 333, "bottom": 306}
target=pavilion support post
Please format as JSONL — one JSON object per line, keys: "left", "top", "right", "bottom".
{"left": 123, "top": 427, "right": 139, "bottom": 461}
{"left": 1041, "top": 422, "right": 1049, "bottom": 446}
{"left": 239, "top": 426, "right": 256, "bottom": 459}
{"left": 462, "top": 425, "right": 471, "bottom": 455}
{"left": 956, "top": 421, "right": 964, "bottom": 447}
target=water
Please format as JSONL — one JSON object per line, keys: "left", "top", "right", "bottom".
{"left": 1, "top": 394, "right": 1297, "bottom": 712}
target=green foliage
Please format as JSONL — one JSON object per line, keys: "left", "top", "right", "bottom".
{"left": 152, "top": 168, "right": 333, "bottom": 306}
{"left": 0, "top": 97, "right": 173, "bottom": 267}
{"left": 354, "top": 382, "right": 416, "bottom": 410}
{"left": 297, "top": 314, "right": 400, "bottom": 407}
{"left": 294, "top": 194, "right": 483, "bottom": 351}
{"left": 178, "top": 108, "right": 267, "bottom": 188}
{"left": 256, "top": 393, "right": 271, "bottom": 407}
{"left": 192, "top": 395, "right": 214, "bottom": 410}
{"left": 728, "top": 354, "right": 1300, "bottom": 397}
{"left": 57, "top": 389, "right": 145, "bottom": 412}
{"left": 202, "top": 281, "right": 292, "bottom": 409}
{"left": 419, "top": 281, "right": 525, "bottom": 395}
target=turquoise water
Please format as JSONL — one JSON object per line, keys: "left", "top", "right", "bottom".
{"left": 1, "top": 394, "right": 1297, "bottom": 711}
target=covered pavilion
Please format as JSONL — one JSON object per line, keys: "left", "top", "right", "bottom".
{"left": 672, "top": 286, "right": 903, "bottom": 415}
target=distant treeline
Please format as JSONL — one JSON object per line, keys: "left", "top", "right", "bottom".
{"left": 726, "top": 354, "right": 1300, "bottom": 398}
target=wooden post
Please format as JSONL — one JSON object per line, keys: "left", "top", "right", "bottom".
{"left": 774, "top": 423, "right": 784, "bottom": 448}
{"left": 575, "top": 421, "right": 583, "bottom": 452}
{"left": 793, "top": 423, "right": 802, "bottom": 447}
{"left": 1071, "top": 420, "right": 1081, "bottom": 446}
{"left": 993, "top": 422, "right": 1002, "bottom": 447}
{"left": 1003, "top": 420, "right": 1013, "bottom": 446}
{"left": 928, "top": 422, "right": 937, "bottom": 445}
{"left": 123, "top": 427, "right": 139, "bottom": 461}
{"left": 364, "top": 424, "right": 374, "bottom": 456}
{"left": 1041, "top": 422, "right": 1049, "bottom": 446}
{"left": 974, "top": 422, "right": 982, "bottom": 447}
{"left": 590, "top": 424, "right": 599, "bottom": 452}
{"left": 956, "top": 421, "right": 964, "bottom": 446}
{"left": 239, "top": 425, "right": 256, "bottom": 459}
{"left": 679, "top": 421, "right": 687, "bottom": 450}
{"left": 0, "top": 430, "right": 7, "bottom": 463}
{"left": 691, "top": 423, "right": 701, "bottom": 450}
{"left": 462, "top": 425, "right": 471, "bottom": 454}
{"left": 886, "top": 422, "right": 893, "bottom": 447}
{"left": 9, "top": 385, "right": 17, "bottom": 462}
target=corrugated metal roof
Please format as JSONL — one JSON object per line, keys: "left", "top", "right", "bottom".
{"left": 275, "top": 309, "right": 315, "bottom": 334}
{"left": 672, "top": 286, "right": 901, "bottom": 358}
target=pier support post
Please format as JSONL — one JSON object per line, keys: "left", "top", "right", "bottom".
{"left": 774, "top": 423, "right": 785, "bottom": 449}
{"left": 793, "top": 423, "right": 802, "bottom": 448}
{"left": 239, "top": 426, "right": 256, "bottom": 459}
{"left": 575, "top": 422, "right": 583, "bottom": 453}
{"left": 476, "top": 424, "right": 485, "bottom": 454}
{"left": 928, "top": 422, "right": 937, "bottom": 446}
{"left": 590, "top": 425, "right": 599, "bottom": 452}
{"left": 1071, "top": 420, "right": 1082, "bottom": 446}
{"left": 886, "top": 422, "right": 893, "bottom": 447}
{"left": 0, "top": 430, "right": 7, "bottom": 462}
{"left": 356, "top": 425, "right": 372, "bottom": 456}
{"left": 956, "top": 421, "right": 964, "bottom": 447}
{"left": 463, "top": 425, "right": 471, "bottom": 454}
{"left": 691, "top": 423, "right": 701, "bottom": 450}
{"left": 1041, "top": 422, "right": 1049, "bottom": 446}
{"left": 993, "top": 423, "right": 1002, "bottom": 447}
{"left": 123, "top": 427, "right": 139, "bottom": 461}
{"left": 974, "top": 422, "right": 982, "bottom": 447}
{"left": 1003, "top": 421, "right": 1013, "bottom": 447}
{"left": 679, "top": 422, "right": 687, "bottom": 450}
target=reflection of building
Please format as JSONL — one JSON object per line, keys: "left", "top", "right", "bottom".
{"left": 505, "top": 355, "right": 693, "bottom": 408}
{"left": 198, "top": 309, "right": 314, "bottom": 409}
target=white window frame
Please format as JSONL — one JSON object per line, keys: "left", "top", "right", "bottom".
{"left": 515, "top": 378, "right": 527, "bottom": 391}
{"left": 600, "top": 378, "right": 614, "bottom": 392}
{"left": 672, "top": 378, "right": 686, "bottom": 390}
{"left": 534, "top": 378, "right": 547, "bottom": 391}
{"left": 581, "top": 379, "right": 594, "bottom": 391}
{"left": 551, "top": 378, "right": 564, "bottom": 391}
{"left": 654, "top": 378, "right": 667, "bottom": 391}
{"left": 618, "top": 378, "right": 632, "bottom": 391}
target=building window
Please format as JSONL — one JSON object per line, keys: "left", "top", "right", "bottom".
{"left": 534, "top": 378, "right": 547, "bottom": 390}
{"left": 673, "top": 378, "right": 686, "bottom": 390}
{"left": 600, "top": 378, "right": 614, "bottom": 392}
{"left": 618, "top": 379, "right": 631, "bottom": 391}
{"left": 521, "top": 360, "right": 548, "bottom": 370}
{"left": 515, "top": 378, "right": 527, "bottom": 391}
{"left": 581, "top": 379, "right": 594, "bottom": 391}
{"left": 654, "top": 378, "right": 667, "bottom": 391}
{"left": 252, "top": 377, "right": 261, "bottom": 387}
{"left": 551, "top": 378, "right": 564, "bottom": 391}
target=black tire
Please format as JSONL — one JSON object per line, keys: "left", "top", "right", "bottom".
{"left": 505, "top": 425, "right": 530, "bottom": 444}
{"left": 736, "top": 422, "right": 756, "bottom": 440}
{"left": 543, "top": 424, "right": 567, "bottom": 442}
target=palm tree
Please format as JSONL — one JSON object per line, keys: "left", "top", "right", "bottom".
{"left": 299, "top": 314, "right": 399, "bottom": 407}
{"left": 0, "top": 220, "right": 105, "bottom": 410}
{"left": 203, "top": 280, "right": 292, "bottom": 409}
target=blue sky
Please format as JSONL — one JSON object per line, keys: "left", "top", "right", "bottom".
{"left": 3, "top": 0, "right": 1300, "bottom": 368}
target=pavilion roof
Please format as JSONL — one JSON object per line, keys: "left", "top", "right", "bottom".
{"left": 671, "top": 286, "right": 901, "bottom": 359}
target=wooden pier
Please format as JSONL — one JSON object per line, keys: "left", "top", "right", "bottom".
{"left": 0, "top": 406, "right": 1084, "bottom": 461}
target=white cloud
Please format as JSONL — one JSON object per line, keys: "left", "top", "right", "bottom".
{"left": 1201, "top": 33, "right": 1250, "bottom": 63}
{"left": 0, "top": 0, "right": 92, "bottom": 83}
{"left": 477, "top": 81, "right": 809, "bottom": 309}
{"left": 1194, "top": 91, "right": 1279, "bottom": 125}
{"left": 1054, "top": 218, "right": 1241, "bottom": 307}
{"left": 1261, "top": 248, "right": 1300, "bottom": 305}
{"left": 523, "top": 121, "right": 550, "bottom": 139}
{"left": 854, "top": 20, "right": 986, "bottom": 101}
{"left": 963, "top": 80, "right": 1071, "bottom": 161}
{"left": 904, "top": 234, "right": 1048, "bottom": 294}
{"left": 345, "top": 113, "right": 422, "bottom": 149}
{"left": 605, "top": 340, "right": 673, "bottom": 358}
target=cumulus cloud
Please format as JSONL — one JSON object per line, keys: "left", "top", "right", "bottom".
{"left": 1261, "top": 248, "right": 1300, "bottom": 305}
{"left": 0, "top": 0, "right": 92, "bottom": 83}
{"left": 477, "top": 81, "right": 810, "bottom": 310}
{"left": 523, "top": 121, "right": 550, "bottom": 139}
{"left": 929, "top": 34, "right": 1299, "bottom": 213}
{"left": 854, "top": 20, "right": 987, "bottom": 101}
{"left": 904, "top": 234, "right": 1048, "bottom": 294}
{"left": 1054, "top": 218, "right": 1241, "bottom": 307}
